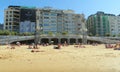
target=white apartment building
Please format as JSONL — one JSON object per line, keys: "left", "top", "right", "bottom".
{"left": 108, "top": 16, "right": 120, "bottom": 36}
{"left": 36, "top": 7, "right": 85, "bottom": 35}
{"left": 4, "top": 6, "right": 20, "bottom": 32}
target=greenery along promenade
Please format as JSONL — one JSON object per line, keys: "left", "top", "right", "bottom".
{"left": 0, "top": 30, "right": 34, "bottom": 36}
{"left": 0, "top": 30, "right": 120, "bottom": 37}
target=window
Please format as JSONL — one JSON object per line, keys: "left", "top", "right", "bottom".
{"left": 9, "top": 26, "right": 11, "bottom": 29}
{"left": 10, "top": 11, "right": 12, "bottom": 13}
{"left": 43, "top": 24, "right": 49, "bottom": 26}
{"left": 6, "top": 15, "right": 8, "bottom": 17}
{"left": 6, "top": 11, "right": 8, "bottom": 14}
{"left": 6, "top": 19, "right": 8, "bottom": 21}
{"left": 111, "top": 29, "right": 114, "bottom": 31}
{"left": 51, "top": 20, "right": 56, "bottom": 23}
{"left": 9, "top": 22, "right": 11, "bottom": 25}
{"left": 44, "top": 12, "right": 49, "bottom": 15}
{"left": 78, "top": 24, "right": 81, "bottom": 26}
{"left": 40, "top": 17, "right": 42, "bottom": 19}
{"left": 9, "top": 18, "right": 12, "bottom": 21}
{"left": 51, "top": 13, "right": 56, "bottom": 16}
{"left": 78, "top": 28, "right": 80, "bottom": 30}
{"left": 57, "top": 13, "right": 62, "bottom": 16}
{"left": 10, "top": 15, "right": 12, "bottom": 17}
{"left": 5, "top": 27, "right": 8, "bottom": 29}
{"left": 44, "top": 17, "right": 49, "bottom": 19}
{"left": 65, "top": 14, "right": 68, "bottom": 16}
{"left": 6, "top": 23, "right": 8, "bottom": 25}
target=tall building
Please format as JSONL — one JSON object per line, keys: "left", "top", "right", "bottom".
{"left": 4, "top": 6, "right": 85, "bottom": 35}
{"left": 20, "top": 7, "right": 36, "bottom": 33}
{"left": 87, "top": 11, "right": 117, "bottom": 36}
{"left": 36, "top": 7, "right": 84, "bottom": 35}
{"left": 4, "top": 6, "right": 20, "bottom": 32}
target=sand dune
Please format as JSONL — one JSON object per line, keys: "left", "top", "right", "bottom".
{"left": 0, "top": 44, "right": 120, "bottom": 72}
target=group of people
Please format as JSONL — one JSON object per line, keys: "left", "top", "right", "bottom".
{"left": 6, "top": 41, "right": 21, "bottom": 49}
{"left": 105, "top": 42, "right": 120, "bottom": 50}
{"left": 74, "top": 43, "right": 86, "bottom": 48}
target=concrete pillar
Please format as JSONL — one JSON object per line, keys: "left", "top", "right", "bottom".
{"left": 39, "top": 38, "right": 41, "bottom": 44}
{"left": 68, "top": 38, "right": 70, "bottom": 44}
{"left": 58, "top": 38, "right": 61, "bottom": 44}
{"left": 49, "top": 38, "right": 51, "bottom": 44}
{"left": 76, "top": 38, "right": 78, "bottom": 44}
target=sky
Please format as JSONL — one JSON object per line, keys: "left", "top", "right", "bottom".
{"left": 1, "top": 0, "right": 120, "bottom": 23}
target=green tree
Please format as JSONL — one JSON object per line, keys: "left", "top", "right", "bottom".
{"left": 3, "top": 30, "right": 10, "bottom": 35}
{"left": 56, "top": 32, "right": 60, "bottom": 36}
{"left": 88, "top": 33, "right": 93, "bottom": 36}
{"left": 0, "top": 30, "right": 4, "bottom": 35}
{"left": 62, "top": 31, "right": 68, "bottom": 35}
{"left": 95, "top": 34, "right": 99, "bottom": 37}
{"left": 23, "top": 32, "right": 33, "bottom": 36}
{"left": 48, "top": 31, "right": 53, "bottom": 36}
{"left": 112, "top": 34, "right": 116, "bottom": 37}
{"left": 118, "top": 34, "right": 120, "bottom": 37}
{"left": 105, "top": 33, "right": 110, "bottom": 37}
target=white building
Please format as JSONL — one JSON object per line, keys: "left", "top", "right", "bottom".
{"left": 36, "top": 7, "right": 85, "bottom": 35}
{"left": 108, "top": 15, "right": 120, "bottom": 37}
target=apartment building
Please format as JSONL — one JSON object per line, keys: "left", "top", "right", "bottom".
{"left": 87, "top": 11, "right": 120, "bottom": 36}
{"left": 4, "top": 6, "right": 20, "bottom": 32}
{"left": 4, "top": 6, "right": 85, "bottom": 35}
{"left": 20, "top": 7, "right": 36, "bottom": 33}
{"left": 36, "top": 7, "right": 84, "bottom": 35}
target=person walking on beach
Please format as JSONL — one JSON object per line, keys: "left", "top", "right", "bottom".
{"left": 16, "top": 42, "right": 20, "bottom": 46}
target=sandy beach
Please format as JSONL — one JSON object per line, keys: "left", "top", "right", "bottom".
{"left": 0, "top": 44, "right": 120, "bottom": 72}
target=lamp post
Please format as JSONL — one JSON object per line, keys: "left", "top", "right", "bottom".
{"left": 8, "top": 29, "right": 11, "bottom": 45}
{"left": 81, "top": 15, "right": 87, "bottom": 44}
{"left": 82, "top": 28, "right": 87, "bottom": 44}
{"left": 34, "top": 11, "right": 40, "bottom": 49}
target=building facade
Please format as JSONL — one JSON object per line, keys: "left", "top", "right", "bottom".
{"left": 4, "top": 6, "right": 85, "bottom": 35}
{"left": 4, "top": 6, "right": 20, "bottom": 32}
{"left": 20, "top": 7, "right": 36, "bottom": 33}
{"left": 87, "top": 11, "right": 120, "bottom": 36}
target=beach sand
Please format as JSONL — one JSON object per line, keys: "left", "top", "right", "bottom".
{"left": 0, "top": 44, "right": 120, "bottom": 72}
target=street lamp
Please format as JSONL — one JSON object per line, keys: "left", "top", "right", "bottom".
{"left": 81, "top": 15, "right": 87, "bottom": 44}
{"left": 34, "top": 13, "right": 40, "bottom": 49}
{"left": 82, "top": 28, "right": 87, "bottom": 44}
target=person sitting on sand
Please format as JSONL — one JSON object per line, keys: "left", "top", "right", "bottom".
{"left": 10, "top": 44, "right": 15, "bottom": 49}
{"left": 92, "top": 43, "right": 98, "bottom": 46}
{"left": 114, "top": 42, "right": 120, "bottom": 50}
{"left": 31, "top": 49, "right": 44, "bottom": 52}
{"left": 6, "top": 44, "right": 11, "bottom": 49}
{"left": 105, "top": 44, "right": 113, "bottom": 48}
{"left": 54, "top": 44, "right": 61, "bottom": 49}
{"left": 16, "top": 42, "right": 21, "bottom": 46}
{"left": 78, "top": 43, "right": 85, "bottom": 48}
{"left": 74, "top": 44, "right": 79, "bottom": 48}
{"left": 64, "top": 41, "right": 68, "bottom": 46}
{"left": 58, "top": 44, "right": 61, "bottom": 48}
{"left": 28, "top": 45, "right": 33, "bottom": 49}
